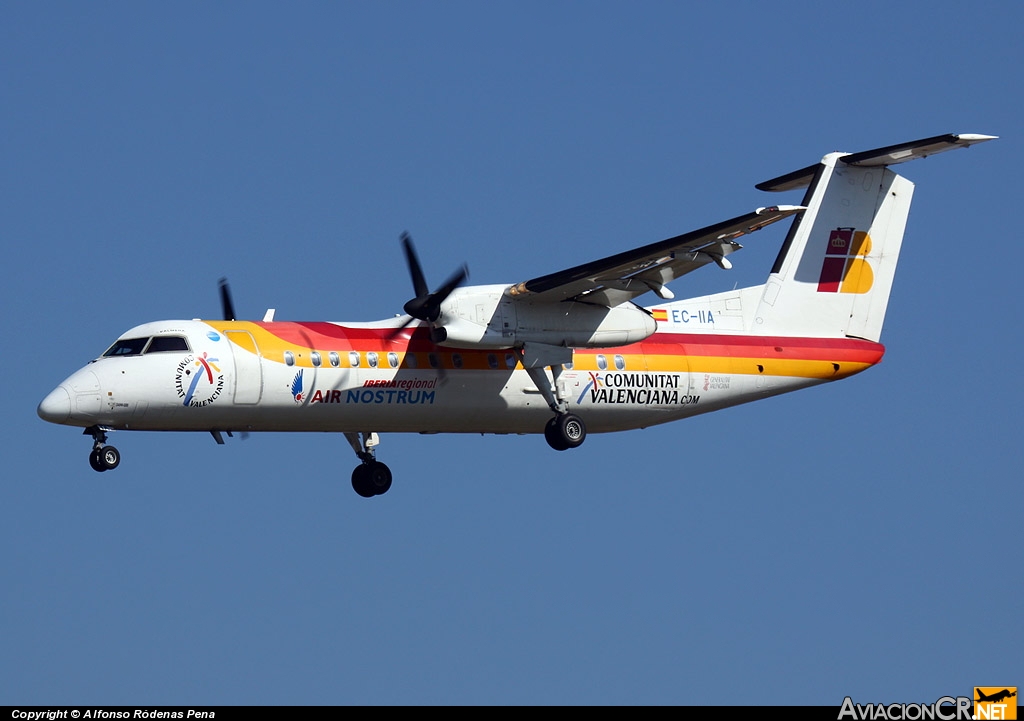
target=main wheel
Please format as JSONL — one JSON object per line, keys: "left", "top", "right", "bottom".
{"left": 351, "top": 464, "right": 377, "bottom": 498}
{"left": 556, "top": 413, "right": 586, "bottom": 449}
{"left": 545, "top": 413, "right": 587, "bottom": 450}
{"left": 368, "top": 461, "right": 393, "bottom": 495}
{"left": 544, "top": 417, "right": 570, "bottom": 451}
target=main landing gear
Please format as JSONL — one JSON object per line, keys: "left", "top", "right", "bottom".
{"left": 515, "top": 347, "right": 588, "bottom": 452}
{"left": 85, "top": 426, "right": 120, "bottom": 472}
{"left": 345, "top": 432, "right": 392, "bottom": 498}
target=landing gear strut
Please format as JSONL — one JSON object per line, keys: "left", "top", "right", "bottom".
{"left": 515, "top": 346, "right": 588, "bottom": 452}
{"left": 85, "top": 426, "right": 120, "bottom": 472}
{"left": 344, "top": 432, "right": 392, "bottom": 498}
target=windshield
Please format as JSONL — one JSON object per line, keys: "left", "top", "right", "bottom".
{"left": 101, "top": 335, "right": 191, "bottom": 357}
{"left": 103, "top": 338, "right": 149, "bottom": 357}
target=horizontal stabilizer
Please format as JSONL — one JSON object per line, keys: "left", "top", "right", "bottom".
{"left": 757, "top": 133, "right": 997, "bottom": 192}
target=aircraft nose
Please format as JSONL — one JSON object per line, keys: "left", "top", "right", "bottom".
{"left": 38, "top": 385, "right": 72, "bottom": 424}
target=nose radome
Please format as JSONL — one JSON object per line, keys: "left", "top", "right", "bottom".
{"left": 38, "top": 385, "right": 72, "bottom": 424}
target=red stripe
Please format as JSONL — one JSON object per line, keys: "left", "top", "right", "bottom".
{"left": 246, "top": 322, "right": 884, "bottom": 364}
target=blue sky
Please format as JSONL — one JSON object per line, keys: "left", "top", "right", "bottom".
{"left": 3, "top": 1, "right": 1020, "bottom": 706}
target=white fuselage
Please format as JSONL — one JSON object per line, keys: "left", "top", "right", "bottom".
{"left": 38, "top": 317, "right": 884, "bottom": 437}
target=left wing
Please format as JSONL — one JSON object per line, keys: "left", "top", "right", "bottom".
{"left": 507, "top": 205, "right": 804, "bottom": 306}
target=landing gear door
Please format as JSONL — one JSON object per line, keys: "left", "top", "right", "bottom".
{"left": 225, "top": 330, "right": 264, "bottom": 404}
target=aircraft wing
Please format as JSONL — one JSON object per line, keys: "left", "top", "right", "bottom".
{"left": 507, "top": 205, "right": 804, "bottom": 306}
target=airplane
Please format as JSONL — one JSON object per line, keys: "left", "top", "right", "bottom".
{"left": 37, "top": 132, "right": 996, "bottom": 497}
{"left": 976, "top": 689, "right": 1017, "bottom": 704}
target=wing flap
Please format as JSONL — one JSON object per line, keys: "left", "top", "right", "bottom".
{"left": 509, "top": 205, "right": 804, "bottom": 305}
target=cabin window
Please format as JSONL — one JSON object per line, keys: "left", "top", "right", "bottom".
{"left": 596, "top": 354, "right": 607, "bottom": 371}
{"left": 614, "top": 355, "right": 625, "bottom": 370}
{"left": 386, "top": 352, "right": 398, "bottom": 369}
{"left": 404, "top": 353, "right": 417, "bottom": 369}
{"left": 329, "top": 352, "right": 340, "bottom": 368}
{"left": 452, "top": 353, "right": 463, "bottom": 369}
{"left": 284, "top": 351, "right": 296, "bottom": 366}
{"left": 367, "top": 352, "right": 378, "bottom": 368}
{"left": 103, "top": 338, "right": 149, "bottom": 357}
{"left": 487, "top": 354, "right": 498, "bottom": 370}
{"left": 504, "top": 353, "right": 517, "bottom": 370}
{"left": 428, "top": 353, "right": 440, "bottom": 369}
{"left": 349, "top": 351, "right": 360, "bottom": 367}
{"left": 145, "top": 336, "right": 190, "bottom": 353}
{"left": 563, "top": 361, "right": 573, "bottom": 370}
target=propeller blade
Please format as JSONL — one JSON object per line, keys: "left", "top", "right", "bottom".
{"left": 434, "top": 264, "right": 470, "bottom": 301}
{"left": 401, "top": 232, "right": 430, "bottom": 299}
{"left": 218, "top": 277, "right": 236, "bottom": 321}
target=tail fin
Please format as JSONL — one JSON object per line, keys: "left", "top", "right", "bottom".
{"left": 752, "top": 133, "right": 995, "bottom": 342}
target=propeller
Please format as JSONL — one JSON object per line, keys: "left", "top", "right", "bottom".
{"left": 218, "top": 277, "right": 236, "bottom": 321}
{"left": 390, "top": 232, "right": 469, "bottom": 337}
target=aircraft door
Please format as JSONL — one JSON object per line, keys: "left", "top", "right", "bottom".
{"left": 225, "top": 330, "right": 264, "bottom": 404}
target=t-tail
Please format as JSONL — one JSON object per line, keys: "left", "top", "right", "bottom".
{"left": 653, "top": 134, "right": 995, "bottom": 341}
{"left": 748, "top": 133, "right": 995, "bottom": 342}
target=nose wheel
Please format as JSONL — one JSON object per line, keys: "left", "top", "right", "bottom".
{"left": 85, "top": 426, "right": 120, "bottom": 472}
{"left": 89, "top": 445, "right": 121, "bottom": 472}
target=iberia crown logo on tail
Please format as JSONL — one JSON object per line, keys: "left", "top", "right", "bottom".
{"left": 817, "top": 227, "right": 874, "bottom": 294}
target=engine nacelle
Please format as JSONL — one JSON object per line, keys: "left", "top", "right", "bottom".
{"left": 434, "top": 285, "right": 657, "bottom": 349}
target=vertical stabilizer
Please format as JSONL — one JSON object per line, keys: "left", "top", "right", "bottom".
{"left": 752, "top": 133, "right": 994, "bottom": 342}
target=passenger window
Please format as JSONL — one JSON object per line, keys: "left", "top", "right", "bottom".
{"left": 284, "top": 351, "right": 296, "bottom": 366}
{"left": 452, "top": 353, "right": 463, "bottom": 369}
{"left": 428, "top": 353, "right": 440, "bottom": 369}
{"left": 349, "top": 351, "right": 360, "bottom": 367}
{"left": 487, "top": 354, "right": 498, "bottom": 370}
{"left": 614, "top": 355, "right": 625, "bottom": 370}
{"left": 329, "top": 352, "right": 340, "bottom": 368}
{"left": 367, "top": 352, "right": 378, "bottom": 368}
{"left": 505, "top": 353, "right": 517, "bottom": 370}
{"left": 311, "top": 352, "right": 322, "bottom": 367}
{"left": 597, "top": 354, "right": 607, "bottom": 370}
{"left": 103, "top": 338, "right": 149, "bottom": 357}
{"left": 145, "top": 336, "right": 190, "bottom": 353}
{"left": 387, "top": 352, "right": 399, "bottom": 369}
{"left": 404, "top": 353, "right": 417, "bottom": 369}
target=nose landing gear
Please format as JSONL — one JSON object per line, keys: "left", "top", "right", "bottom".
{"left": 85, "top": 426, "right": 120, "bottom": 472}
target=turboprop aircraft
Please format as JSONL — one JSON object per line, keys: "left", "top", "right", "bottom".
{"left": 38, "top": 133, "right": 995, "bottom": 497}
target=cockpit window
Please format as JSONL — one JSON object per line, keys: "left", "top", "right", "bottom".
{"left": 103, "top": 338, "right": 149, "bottom": 357}
{"left": 145, "top": 336, "right": 190, "bottom": 353}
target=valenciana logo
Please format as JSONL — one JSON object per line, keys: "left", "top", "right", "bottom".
{"left": 175, "top": 352, "right": 225, "bottom": 407}
{"left": 818, "top": 227, "right": 874, "bottom": 294}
